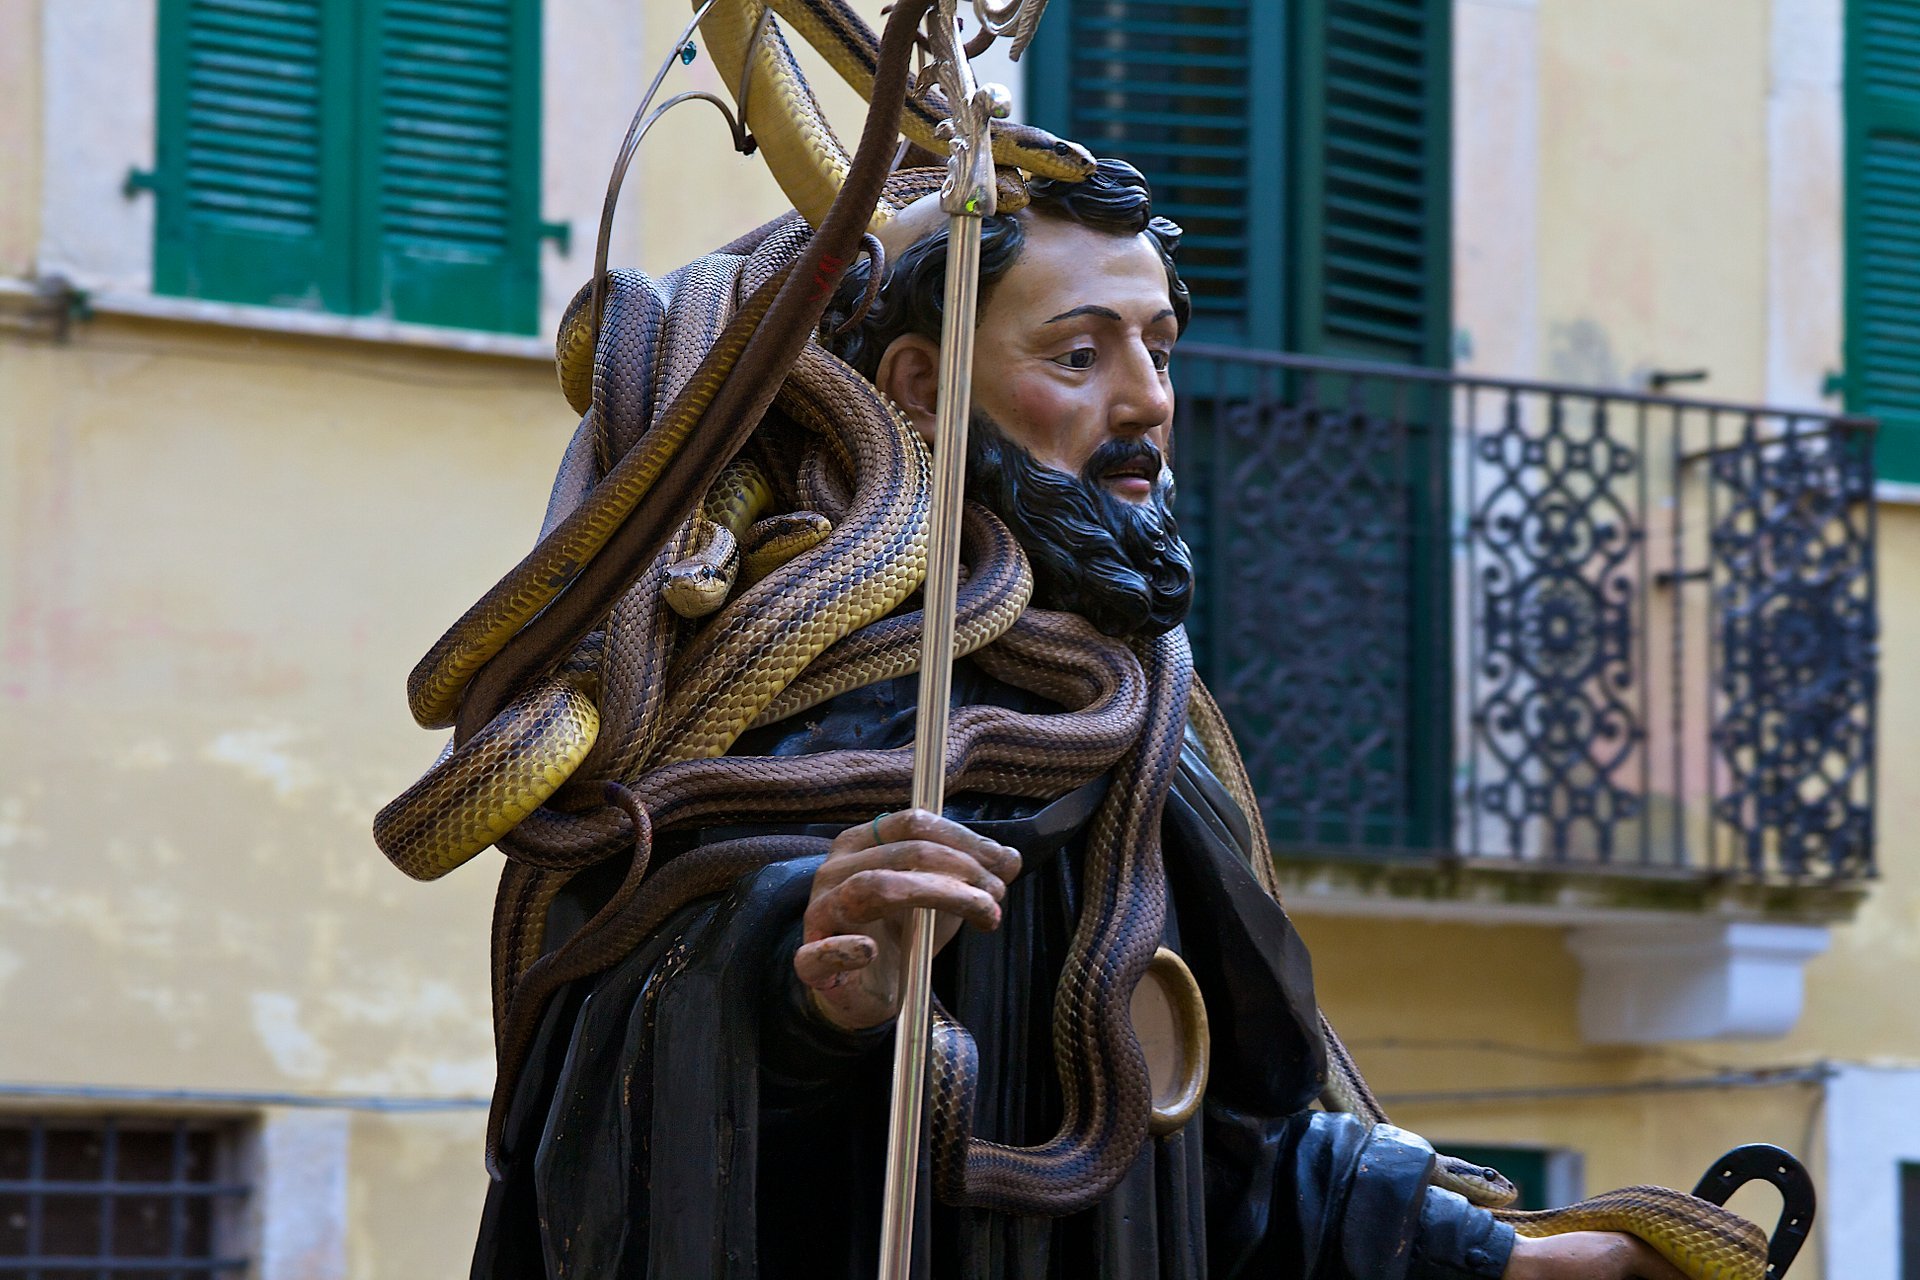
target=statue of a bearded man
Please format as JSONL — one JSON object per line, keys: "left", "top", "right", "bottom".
{"left": 467, "top": 159, "right": 1686, "bottom": 1280}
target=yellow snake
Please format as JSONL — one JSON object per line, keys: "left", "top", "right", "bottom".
{"left": 370, "top": 1, "right": 1778, "bottom": 1272}
{"left": 701, "top": 0, "right": 1096, "bottom": 228}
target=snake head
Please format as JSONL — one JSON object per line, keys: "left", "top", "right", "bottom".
{"left": 991, "top": 122, "right": 1097, "bottom": 182}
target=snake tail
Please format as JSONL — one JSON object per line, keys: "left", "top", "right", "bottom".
{"left": 1500, "top": 1187, "right": 1770, "bottom": 1280}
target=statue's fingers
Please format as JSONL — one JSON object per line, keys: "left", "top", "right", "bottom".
{"left": 812, "top": 839, "right": 1008, "bottom": 900}
{"left": 794, "top": 935, "right": 879, "bottom": 989}
{"left": 809, "top": 869, "right": 1002, "bottom": 935}
{"left": 877, "top": 809, "right": 1021, "bottom": 878}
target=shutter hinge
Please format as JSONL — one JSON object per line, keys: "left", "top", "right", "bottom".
{"left": 539, "top": 220, "right": 573, "bottom": 257}
{"left": 122, "top": 167, "right": 159, "bottom": 200}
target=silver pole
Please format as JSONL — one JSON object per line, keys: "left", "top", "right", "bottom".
{"left": 875, "top": 212, "right": 980, "bottom": 1280}
{"left": 875, "top": 5, "right": 1004, "bottom": 1273}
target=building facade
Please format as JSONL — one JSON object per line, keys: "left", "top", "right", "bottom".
{"left": 0, "top": 0, "right": 1909, "bottom": 1275}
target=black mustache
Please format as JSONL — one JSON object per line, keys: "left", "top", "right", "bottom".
{"left": 1083, "top": 437, "right": 1166, "bottom": 483}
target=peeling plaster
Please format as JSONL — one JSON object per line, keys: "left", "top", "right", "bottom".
{"left": 323, "top": 978, "right": 473, "bottom": 1030}
{"left": 202, "top": 726, "right": 318, "bottom": 798}
{"left": 112, "top": 737, "right": 175, "bottom": 770}
{"left": 333, "top": 1055, "right": 494, "bottom": 1098}
{"left": 0, "top": 881, "right": 185, "bottom": 953}
{"left": 251, "top": 992, "right": 330, "bottom": 1080}
{"left": 0, "top": 793, "right": 46, "bottom": 850}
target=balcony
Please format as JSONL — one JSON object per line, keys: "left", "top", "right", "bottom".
{"left": 1171, "top": 347, "right": 1878, "bottom": 1038}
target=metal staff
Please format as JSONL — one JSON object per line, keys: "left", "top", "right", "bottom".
{"left": 876, "top": 3, "right": 1010, "bottom": 1274}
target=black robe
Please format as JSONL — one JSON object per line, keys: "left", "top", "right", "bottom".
{"left": 472, "top": 659, "right": 1514, "bottom": 1280}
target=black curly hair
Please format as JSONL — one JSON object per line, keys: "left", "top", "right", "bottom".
{"left": 821, "top": 158, "right": 1188, "bottom": 377}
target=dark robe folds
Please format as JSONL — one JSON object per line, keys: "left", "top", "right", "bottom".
{"left": 472, "top": 660, "right": 1515, "bottom": 1279}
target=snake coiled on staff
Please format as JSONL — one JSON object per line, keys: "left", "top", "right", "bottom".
{"left": 371, "top": 0, "right": 1776, "bottom": 1273}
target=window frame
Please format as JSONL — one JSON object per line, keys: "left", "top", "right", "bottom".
{"left": 0, "top": 1114, "right": 252, "bottom": 1276}
{"left": 149, "top": 0, "right": 544, "bottom": 336}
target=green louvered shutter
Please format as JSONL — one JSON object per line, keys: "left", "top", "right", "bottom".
{"left": 153, "top": 0, "right": 356, "bottom": 310}
{"left": 1293, "top": 0, "right": 1450, "bottom": 364}
{"left": 1847, "top": 0, "right": 1920, "bottom": 480}
{"left": 356, "top": 0, "right": 542, "bottom": 334}
{"left": 1028, "top": 0, "right": 1286, "bottom": 348}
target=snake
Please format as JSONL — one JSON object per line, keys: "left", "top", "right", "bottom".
{"left": 370, "top": 1, "right": 1779, "bottom": 1273}
{"left": 699, "top": 0, "right": 1096, "bottom": 229}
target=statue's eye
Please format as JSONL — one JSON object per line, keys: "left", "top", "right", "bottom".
{"left": 1054, "top": 348, "right": 1096, "bottom": 370}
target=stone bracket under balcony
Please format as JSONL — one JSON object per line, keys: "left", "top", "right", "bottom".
{"left": 1565, "top": 920, "right": 1831, "bottom": 1044}
{"left": 1274, "top": 856, "right": 1861, "bottom": 1044}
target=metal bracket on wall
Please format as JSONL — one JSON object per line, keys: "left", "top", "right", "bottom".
{"left": 1647, "top": 367, "right": 1710, "bottom": 391}
{"left": 0, "top": 276, "right": 90, "bottom": 342}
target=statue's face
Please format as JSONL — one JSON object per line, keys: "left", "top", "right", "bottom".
{"left": 968, "top": 217, "right": 1178, "bottom": 501}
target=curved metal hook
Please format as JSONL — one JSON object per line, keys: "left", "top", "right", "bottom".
{"left": 734, "top": 5, "right": 778, "bottom": 140}
{"left": 590, "top": 0, "right": 751, "bottom": 362}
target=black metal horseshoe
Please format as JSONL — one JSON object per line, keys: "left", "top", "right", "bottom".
{"left": 1689, "top": 1143, "right": 1816, "bottom": 1278}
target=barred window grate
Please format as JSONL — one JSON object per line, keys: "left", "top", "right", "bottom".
{"left": 0, "top": 1118, "right": 248, "bottom": 1277}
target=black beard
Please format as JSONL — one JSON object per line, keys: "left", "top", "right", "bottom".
{"left": 964, "top": 413, "right": 1195, "bottom": 638}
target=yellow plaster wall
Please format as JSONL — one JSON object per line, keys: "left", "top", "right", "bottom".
{"left": 1535, "top": 0, "right": 1770, "bottom": 398}
{"left": 0, "top": 321, "right": 566, "bottom": 1094}
{"left": 0, "top": 0, "right": 43, "bottom": 276}
{"left": 347, "top": 1111, "right": 490, "bottom": 1280}
{"left": 0, "top": 319, "right": 578, "bottom": 1251}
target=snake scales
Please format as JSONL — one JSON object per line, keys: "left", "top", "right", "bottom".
{"left": 371, "top": 0, "right": 1776, "bottom": 1271}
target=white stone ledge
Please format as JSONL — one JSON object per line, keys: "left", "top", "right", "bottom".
{"left": 1273, "top": 855, "right": 1850, "bottom": 1044}
{"left": 1, "top": 277, "right": 554, "bottom": 361}
{"left": 1272, "top": 855, "right": 1866, "bottom": 929}
{"left": 1567, "top": 920, "right": 1830, "bottom": 1043}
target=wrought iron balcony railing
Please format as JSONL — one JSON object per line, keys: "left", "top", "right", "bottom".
{"left": 1171, "top": 344, "right": 1877, "bottom": 885}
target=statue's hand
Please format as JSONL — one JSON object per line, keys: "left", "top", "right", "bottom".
{"left": 1503, "top": 1232, "right": 1689, "bottom": 1280}
{"left": 795, "top": 808, "right": 1022, "bottom": 1032}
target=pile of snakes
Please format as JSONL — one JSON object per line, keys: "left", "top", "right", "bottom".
{"left": 372, "top": 0, "right": 1778, "bottom": 1273}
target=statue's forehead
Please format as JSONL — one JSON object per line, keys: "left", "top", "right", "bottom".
{"left": 985, "top": 221, "right": 1174, "bottom": 320}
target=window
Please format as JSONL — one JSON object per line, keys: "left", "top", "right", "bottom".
{"left": 150, "top": 0, "right": 543, "bottom": 334}
{"left": 1845, "top": 0, "right": 1920, "bottom": 481}
{"left": 0, "top": 1117, "right": 248, "bottom": 1277}
{"left": 1028, "top": 0, "right": 1450, "bottom": 362}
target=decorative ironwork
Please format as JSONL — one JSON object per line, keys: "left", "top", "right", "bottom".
{"left": 1170, "top": 342, "right": 1878, "bottom": 883}
{"left": 1471, "top": 394, "right": 1644, "bottom": 861}
{"left": 1709, "top": 419, "right": 1877, "bottom": 879}
{"left": 1212, "top": 379, "right": 1415, "bottom": 849}
{"left": 1175, "top": 361, "right": 1448, "bottom": 854}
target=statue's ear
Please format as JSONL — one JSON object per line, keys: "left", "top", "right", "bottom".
{"left": 874, "top": 333, "right": 941, "bottom": 445}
